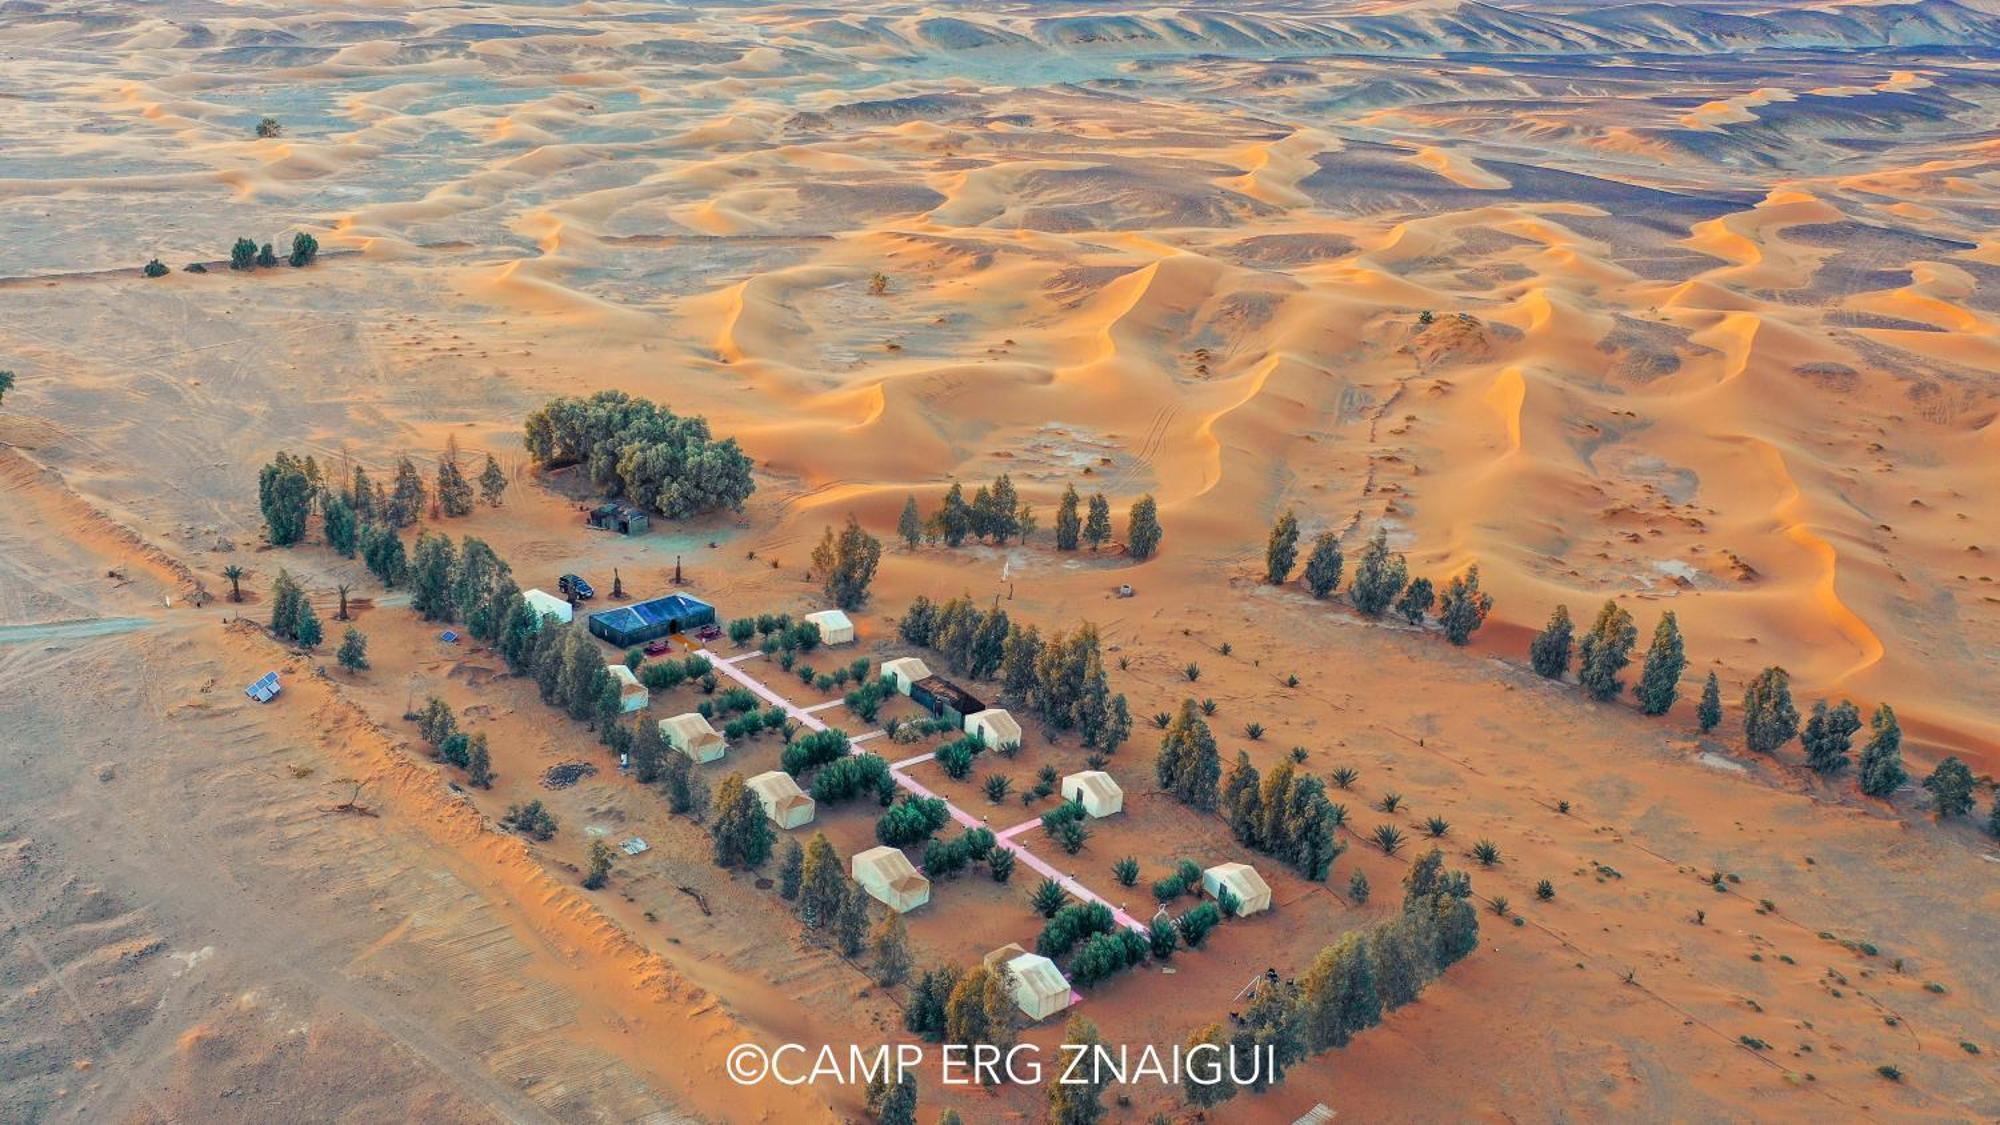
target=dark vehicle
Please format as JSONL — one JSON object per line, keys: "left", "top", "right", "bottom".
{"left": 559, "top": 573, "right": 595, "bottom": 601}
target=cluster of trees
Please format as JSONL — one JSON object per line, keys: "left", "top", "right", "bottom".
{"left": 1530, "top": 600, "right": 1685, "bottom": 715}
{"left": 267, "top": 569, "right": 323, "bottom": 648}
{"left": 899, "top": 598, "right": 1130, "bottom": 751}
{"left": 1183, "top": 848, "right": 1480, "bottom": 1110}
{"left": 1155, "top": 698, "right": 1223, "bottom": 811}
{"left": 895, "top": 477, "right": 1164, "bottom": 561}
{"left": 412, "top": 697, "right": 494, "bottom": 787}
{"left": 1267, "top": 518, "right": 1493, "bottom": 645}
{"left": 877, "top": 794, "right": 953, "bottom": 847}
{"left": 1221, "top": 755, "right": 1344, "bottom": 881}
{"left": 783, "top": 833, "right": 896, "bottom": 969}
{"left": 921, "top": 826, "right": 1004, "bottom": 881}
{"left": 229, "top": 231, "right": 318, "bottom": 271}
{"left": 811, "top": 515, "right": 882, "bottom": 610}
{"left": 257, "top": 445, "right": 507, "bottom": 551}
{"left": 522, "top": 390, "right": 754, "bottom": 518}
{"left": 711, "top": 773, "right": 775, "bottom": 869}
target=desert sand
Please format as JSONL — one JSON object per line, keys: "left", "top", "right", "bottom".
{"left": 2, "top": 1, "right": 1997, "bottom": 1122}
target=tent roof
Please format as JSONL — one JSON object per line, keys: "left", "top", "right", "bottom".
{"left": 662, "top": 712, "right": 721, "bottom": 738}
{"left": 608, "top": 664, "right": 643, "bottom": 689}
{"left": 803, "top": 608, "right": 852, "bottom": 630}
{"left": 1207, "top": 862, "right": 1271, "bottom": 896}
{"left": 970, "top": 708, "right": 1022, "bottom": 740}
{"left": 1002, "top": 952, "right": 1069, "bottom": 998}
{"left": 1064, "top": 770, "right": 1120, "bottom": 798}
{"left": 882, "top": 656, "right": 931, "bottom": 677}
{"left": 748, "top": 770, "right": 811, "bottom": 810}
{"left": 854, "top": 845, "right": 922, "bottom": 887}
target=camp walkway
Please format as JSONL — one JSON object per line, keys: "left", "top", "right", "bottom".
{"left": 699, "top": 648, "right": 1148, "bottom": 935}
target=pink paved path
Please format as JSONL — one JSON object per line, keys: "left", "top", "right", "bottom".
{"left": 701, "top": 649, "right": 1147, "bottom": 934}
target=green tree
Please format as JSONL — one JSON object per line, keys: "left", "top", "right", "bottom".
{"left": 1082, "top": 493, "right": 1111, "bottom": 551}
{"left": 822, "top": 514, "right": 883, "bottom": 610}
{"left": 1054, "top": 484, "right": 1081, "bottom": 551}
{"left": 256, "top": 242, "right": 277, "bottom": 268}
{"left": 874, "top": 1072, "right": 917, "bottom": 1125}
{"left": 288, "top": 231, "right": 318, "bottom": 267}
{"left": 336, "top": 627, "right": 368, "bottom": 673}
{"left": 929, "top": 482, "right": 972, "bottom": 547}
{"left": 475, "top": 453, "right": 508, "bottom": 506}
{"left": 1154, "top": 698, "right": 1221, "bottom": 811}
{"left": 943, "top": 962, "right": 1014, "bottom": 1051}
{"left": 0, "top": 369, "right": 13, "bottom": 406}
{"left": 1436, "top": 565, "right": 1493, "bottom": 645}
{"left": 465, "top": 734, "right": 493, "bottom": 788}
{"left": 268, "top": 568, "right": 306, "bottom": 639}
{"left": 1181, "top": 1022, "right": 1236, "bottom": 1109}
{"left": 1697, "top": 671, "right": 1723, "bottom": 733}
{"left": 1302, "top": 531, "right": 1343, "bottom": 598}
{"left": 1395, "top": 577, "right": 1434, "bottom": 626}
{"left": 1529, "top": 604, "right": 1573, "bottom": 679}
{"left": 1922, "top": 757, "right": 1976, "bottom": 818}
{"left": 897, "top": 495, "right": 923, "bottom": 550}
{"left": 1030, "top": 878, "right": 1067, "bottom": 918}
{"left": 869, "top": 910, "right": 912, "bottom": 986}
{"left": 321, "top": 492, "right": 358, "bottom": 556}
{"left": 436, "top": 435, "right": 474, "bottom": 517}
{"left": 1741, "top": 666, "right": 1799, "bottom": 754}
{"left": 777, "top": 837, "right": 804, "bottom": 900}
{"left": 1801, "top": 698, "right": 1862, "bottom": 774}
{"left": 1265, "top": 509, "right": 1300, "bottom": 584}
{"left": 1298, "top": 931, "right": 1380, "bottom": 1051}
{"left": 710, "top": 773, "right": 774, "bottom": 869}
{"left": 583, "top": 838, "right": 614, "bottom": 889}
{"left": 1125, "top": 494, "right": 1162, "bottom": 560}
{"left": 1576, "top": 599, "right": 1637, "bottom": 701}
{"left": 407, "top": 531, "right": 458, "bottom": 621}
{"left": 1634, "top": 611, "right": 1686, "bottom": 715}
{"left": 386, "top": 456, "right": 426, "bottom": 527}
{"left": 836, "top": 880, "right": 871, "bottom": 957}
{"left": 1047, "top": 1014, "right": 1108, "bottom": 1125}
{"left": 257, "top": 452, "right": 313, "bottom": 546}
{"left": 1857, "top": 704, "right": 1906, "bottom": 798}
{"left": 222, "top": 564, "right": 246, "bottom": 603}
{"left": 255, "top": 116, "right": 282, "bottom": 138}
{"left": 230, "top": 237, "right": 258, "bottom": 270}
{"left": 797, "top": 832, "right": 846, "bottom": 935}
{"left": 143, "top": 258, "right": 168, "bottom": 278}
{"left": 1349, "top": 528, "right": 1407, "bottom": 617}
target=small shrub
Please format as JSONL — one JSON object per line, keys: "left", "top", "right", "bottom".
{"left": 983, "top": 774, "right": 1011, "bottom": 803}
{"left": 1288, "top": 746, "right": 1308, "bottom": 763}
{"left": 1244, "top": 722, "right": 1265, "bottom": 741}
{"left": 1330, "top": 766, "right": 1358, "bottom": 789}
{"left": 1112, "top": 857, "right": 1139, "bottom": 886}
{"left": 1424, "top": 815, "right": 1450, "bottom": 838}
{"left": 1152, "top": 711, "right": 1172, "bottom": 729}
{"left": 1378, "top": 792, "right": 1403, "bottom": 813}
{"left": 1536, "top": 879, "right": 1554, "bottom": 901}
{"left": 1472, "top": 839, "right": 1501, "bottom": 866}
{"left": 1199, "top": 698, "right": 1217, "bottom": 716}
{"left": 1490, "top": 896, "right": 1509, "bottom": 917}
{"left": 1183, "top": 662, "right": 1201, "bottom": 682}
{"left": 1372, "top": 824, "right": 1405, "bottom": 855}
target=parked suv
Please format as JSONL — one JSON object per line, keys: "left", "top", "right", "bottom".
{"left": 559, "top": 573, "right": 595, "bottom": 601}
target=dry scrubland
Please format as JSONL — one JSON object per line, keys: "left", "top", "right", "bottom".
{"left": 2, "top": 0, "right": 1998, "bottom": 1121}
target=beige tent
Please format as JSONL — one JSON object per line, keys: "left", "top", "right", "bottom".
{"left": 607, "top": 664, "right": 649, "bottom": 713}
{"left": 659, "top": 712, "right": 727, "bottom": 763}
{"left": 522, "top": 588, "right": 573, "bottom": 624}
{"left": 881, "top": 656, "right": 931, "bottom": 695}
{"left": 1202, "top": 862, "right": 1273, "bottom": 916}
{"left": 852, "top": 846, "right": 930, "bottom": 913}
{"left": 1060, "top": 770, "right": 1124, "bottom": 818}
{"left": 966, "top": 707, "right": 1023, "bottom": 752}
{"left": 803, "top": 608, "right": 855, "bottom": 646}
{"left": 748, "top": 770, "right": 815, "bottom": 829}
{"left": 985, "top": 945, "right": 1073, "bottom": 1022}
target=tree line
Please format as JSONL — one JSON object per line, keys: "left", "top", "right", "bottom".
{"left": 258, "top": 438, "right": 507, "bottom": 551}
{"left": 522, "top": 390, "right": 754, "bottom": 518}
{"left": 895, "top": 473, "right": 1163, "bottom": 560}
{"left": 1265, "top": 515, "right": 1494, "bottom": 645}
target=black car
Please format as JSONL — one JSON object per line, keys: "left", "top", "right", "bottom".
{"left": 559, "top": 573, "right": 595, "bottom": 601}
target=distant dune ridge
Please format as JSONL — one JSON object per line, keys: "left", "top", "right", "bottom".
{"left": 1, "top": 1, "right": 1998, "bottom": 1119}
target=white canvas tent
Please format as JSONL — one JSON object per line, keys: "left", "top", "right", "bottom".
{"left": 522, "top": 588, "right": 573, "bottom": 624}
{"left": 881, "top": 657, "right": 931, "bottom": 695}
{"left": 748, "top": 770, "right": 816, "bottom": 829}
{"left": 966, "top": 708, "right": 1022, "bottom": 752}
{"left": 1201, "top": 862, "right": 1273, "bottom": 916}
{"left": 852, "top": 846, "right": 930, "bottom": 913}
{"left": 1060, "top": 770, "right": 1124, "bottom": 818}
{"left": 803, "top": 609, "right": 855, "bottom": 646}
{"left": 985, "top": 944, "right": 1073, "bottom": 1022}
{"left": 607, "top": 663, "right": 649, "bottom": 713}
{"left": 660, "top": 712, "right": 727, "bottom": 763}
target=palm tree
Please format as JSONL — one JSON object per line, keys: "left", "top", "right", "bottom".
{"left": 223, "top": 565, "right": 246, "bottom": 603}
{"left": 1372, "top": 824, "right": 1405, "bottom": 855}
